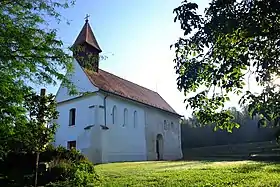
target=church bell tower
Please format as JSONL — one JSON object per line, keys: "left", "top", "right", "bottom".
{"left": 72, "top": 15, "right": 102, "bottom": 72}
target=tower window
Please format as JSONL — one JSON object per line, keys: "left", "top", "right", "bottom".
{"left": 69, "top": 108, "right": 76, "bottom": 126}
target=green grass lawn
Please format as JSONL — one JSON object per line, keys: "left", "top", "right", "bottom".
{"left": 95, "top": 160, "right": 280, "bottom": 187}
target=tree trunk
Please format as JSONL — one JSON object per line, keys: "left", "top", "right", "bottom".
{"left": 34, "top": 152, "right": 39, "bottom": 187}
{"left": 35, "top": 89, "right": 45, "bottom": 187}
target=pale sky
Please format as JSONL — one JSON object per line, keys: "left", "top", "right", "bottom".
{"left": 42, "top": 0, "right": 261, "bottom": 118}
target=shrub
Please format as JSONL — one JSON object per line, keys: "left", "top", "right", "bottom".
{"left": 45, "top": 159, "right": 99, "bottom": 187}
{"left": 71, "top": 160, "right": 99, "bottom": 186}
{"left": 0, "top": 145, "right": 99, "bottom": 187}
{"left": 43, "top": 159, "right": 76, "bottom": 183}
{"left": 0, "top": 152, "right": 36, "bottom": 186}
{"left": 41, "top": 144, "right": 86, "bottom": 163}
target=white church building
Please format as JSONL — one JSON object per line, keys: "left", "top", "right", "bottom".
{"left": 54, "top": 19, "right": 183, "bottom": 163}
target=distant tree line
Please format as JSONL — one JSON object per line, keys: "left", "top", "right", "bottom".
{"left": 181, "top": 106, "right": 279, "bottom": 148}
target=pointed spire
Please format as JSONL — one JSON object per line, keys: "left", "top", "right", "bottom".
{"left": 73, "top": 16, "right": 102, "bottom": 52}
{"left": 72, "top": 16, "right": 102, "bottom": 72}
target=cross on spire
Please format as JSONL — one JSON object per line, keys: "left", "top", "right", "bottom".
{"left": 85, "top": 14, "right": 90, "bottom": 22}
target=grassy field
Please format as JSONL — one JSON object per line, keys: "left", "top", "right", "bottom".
{"left": 95, "top": 160, "right": 280, "bottom": 187}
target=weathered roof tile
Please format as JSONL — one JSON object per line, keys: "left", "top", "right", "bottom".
{"left": 84, "top": 68, "right": 180, "bottom": 116}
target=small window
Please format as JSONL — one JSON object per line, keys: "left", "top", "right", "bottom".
{"left": 69, "top": 108, "right": 76, "bottom": 126}
{"left": 171, "top": 122, "right": 174, "bottom": 131}
{"left": 164, "top": 120, "right": 167, "bottom": 130}
{"left": 134, "top": 111, "right": 137, "bottom": 128}
{"left": 123, "top": 108, "right": 128, "bottom": 127}
{"left": 67, "top": 140, "right": 76, "bottom": 150}
{"left": 112, "top": 106, "right": 117, "bottom": 124}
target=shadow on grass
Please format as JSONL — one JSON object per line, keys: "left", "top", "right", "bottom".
{"left": 154, "top": 157, "right": 280, "bottom": 173}
{"left": 155, "top": 158, "right": 244, "bottom": 170}
{"left": 155, "top": 162, "right": 212, "bottom": 170}
{"left": 232, "top": 162, "right": 280, "bottom": 173}
{"left": 181, "top": 155, "right": 280, "bottom": 163}
{"left": 233, "top": 164, "right": 265, "bottom": 173}
{"left": 180, "top": 157, "right": 245, "bottom": 163}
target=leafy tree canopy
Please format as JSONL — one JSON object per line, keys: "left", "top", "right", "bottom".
{"left": 173, "top": 0, "right": 280, "bottom": 132}
{"left": 12, "top": 91, "right": 59, "bottom": 154}
{"left": 0, "top": 0, "right": 77, "bottom": 159}
{"left": 0, "top": 0, "right": 75, "bottom": 138}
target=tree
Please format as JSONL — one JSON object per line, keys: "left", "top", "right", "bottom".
{"left": 172, "top": 0, "right": 280, "bottom": 134}
{"left": 12, "top": 89, "right": 59, "bottom": 187}
{"left": 0, "top": 0, "right": 75, "bottom": 157}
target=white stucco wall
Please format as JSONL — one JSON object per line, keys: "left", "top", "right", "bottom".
{"left": 100, "top": 93, "right": 147, "bottom": 163}
{"left": 55, "top": 59, "right": 98, "bottom": 103}
{"left": 54, "top": 58, "right": 182, "bottom": 163}
{"left": 55, "top": 91, "right": 182, "bottom": 163}
{"left": 145, "top": 107, "right": 183, "bottom": 161}
{"left": 55, "top": 91, "right": 148, "bottom": 163}
{"left": 55, "top": 93, "right": 104, "bottom": 163}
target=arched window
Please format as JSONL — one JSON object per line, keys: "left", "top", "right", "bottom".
{"left": 123, "top": 108, "right": 128, "bottom": 127}
{"left": 69, "top": 108, "right": 76, "bottom": 126}
{"left": 112, "top": 106, "right": 117, "bottom": 124}
{"left": 133, "top": 111, "right": 137, "bottom": 128}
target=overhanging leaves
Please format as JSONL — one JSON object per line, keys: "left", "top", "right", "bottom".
{"left": 173, "top": 0, "right": 280, "bottom": 131}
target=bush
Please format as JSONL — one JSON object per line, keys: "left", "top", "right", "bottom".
{"left": 0, "top": 145, "right": 99, "bottom": 187}
{"left": 0, "top": 152, "right": 36, "bottom": 186}
{"left": 45, "top": 159, "right": 99, "bottom": 187}
{"left": 41, "top": 144, "right": 86, "bottom": 163}
{"left": 43, "top": 159, "right": 76, "bottom": 182}
{"left": 71, "top": 160, "right": 99, "bottom": 186}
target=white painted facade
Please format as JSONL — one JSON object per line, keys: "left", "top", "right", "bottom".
{"left": 145, "top": 107, "right": 182, "bottom": 161}
{"left": 56, "top": 59, "right": 98, "bottom": 103}
{"left": 54, "top": 59, "right": 183, "bottom": 163}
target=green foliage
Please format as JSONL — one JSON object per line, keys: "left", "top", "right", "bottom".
{"left": 10, "top": 92, "right": 59, "bottom": 154}
{"left": 0, "top": 92, "right": 64, "bottom": 186}
{"left": 41, "top": 145, "right": 86, "bottom": 163}
{"left": 72, "top": 44, "right": 107, "bottom": 72}
{"left": 71, "top": 160, "right": 99, "bottom": 187}
{"left": 0, "top": 152, "right": 36, "bottom": 186}
{"left": 180, "top": 106, "right": 279, "bottom": 148}
{"left": 0, "top": 0, "right": 76, "bottom": 158}
{"left": 0, "top": 1, "right": 101, "bottom": 186}
{"left": 0, "top": 78, "right": 31, "bottom": 159}
{"left": 172, "top": 0, "right": 280, "bottom": 132}
{"left": 0, "top": 145, "right": 86, "bottom": 177}
{"left": 182, "top": 106, "right": 252, "bottom": 128}
{"left": 0, "top": 0, "right": 75, "bottom": 87}
{"left": 46, "top": 159, "right": 77, "bottom": 182}
{"left": 45, "top": 159, "right": 98, "bottom": 187}
{"left": 0, "top": 145, "right": 99, "bottom": 187}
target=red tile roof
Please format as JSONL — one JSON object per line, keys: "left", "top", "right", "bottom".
{"left": 83, "top": 68, "right": 180, "bottom": 116}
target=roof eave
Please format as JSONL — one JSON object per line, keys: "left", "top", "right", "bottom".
{"left": 98, "top": 89, "right": 183, "bottom": 118}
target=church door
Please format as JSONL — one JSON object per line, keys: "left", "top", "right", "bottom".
{"left": 156, "top": 134, "right": 163, "bottom": 160}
